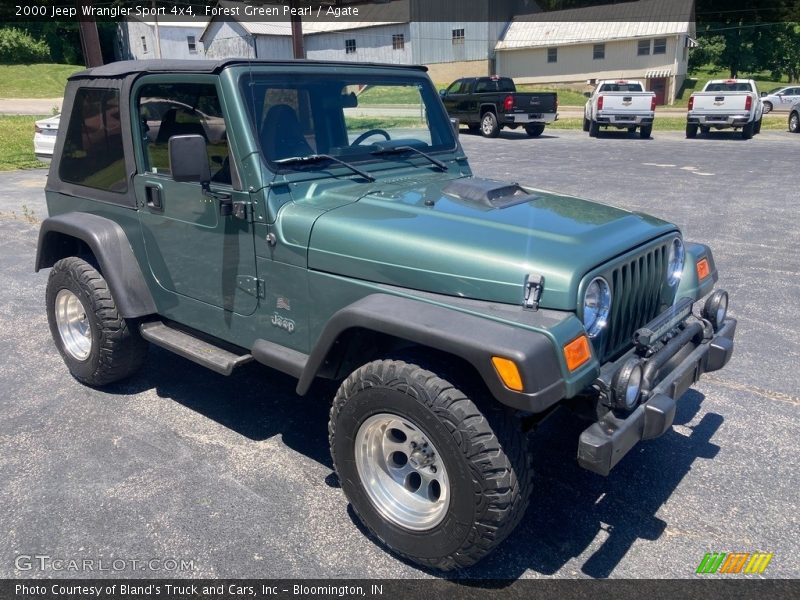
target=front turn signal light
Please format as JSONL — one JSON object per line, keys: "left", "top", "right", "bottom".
{"left": 564, "top": 335, "right": 592, "bottom": 372}
{"left": 696, "top": 258, "right": 710, "bottom": 280}
{"left": 491, "top": 356, "right": 523, "bottom": 392}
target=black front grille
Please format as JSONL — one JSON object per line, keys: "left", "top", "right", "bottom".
{"left": 598, "top": 241, "right": 669, "bottom": 360}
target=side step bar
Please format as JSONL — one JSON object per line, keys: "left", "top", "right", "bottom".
{"left": 139, "top": 321, "right": 253, "bottom": 376}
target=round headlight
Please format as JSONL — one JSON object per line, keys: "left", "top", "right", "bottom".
{"left": 667, "top": 237, "right": 685, "bottom": 287}
{"left": 583, "top": 277, "right": 612, "bottom": 338}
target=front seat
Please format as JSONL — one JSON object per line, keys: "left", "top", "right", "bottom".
{"left": 155, "top": 108, "right": 208, "bottom": 145}
{"left": 260, "top": 104, "right": 313, "bottom": 161}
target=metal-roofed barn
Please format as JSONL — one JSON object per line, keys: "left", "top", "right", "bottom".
{"left": 495, "top": 0, "right": 697, "bottom": 105}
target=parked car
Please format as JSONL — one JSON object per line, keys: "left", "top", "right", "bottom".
{"left": 686, "top": 79, "right": 764, "bottom": 139}
{"left": 760, "top": 86, "right": 800, "bottom": 113}
{"left": 789, "top": 101, "right": 800, "bottom": 133}
{"left": 583, "top": 79, "right": 656, "bottom": 138}
{"left": 37, "top": 59, "right": 736, "bottom": 572}
{"left": 33, "top": 114, "right": 60, "bottom": 161}
{"left": 440, "top": 76, "right": 557, "bottom": 137}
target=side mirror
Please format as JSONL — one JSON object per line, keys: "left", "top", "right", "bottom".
{"left": 760, "top": 92, "right": 767, "bottom": 97}
{"left": 583, "top": 91, "right": 592, "bottom": 98}
{"left": 169, "top": 135, "right": 210, "bottom": 183}
{"left": 439, "top": 89, "right": 447, "bottom": 97}
{"left": 450, "top": 117, "right": 460, "bottom": 140}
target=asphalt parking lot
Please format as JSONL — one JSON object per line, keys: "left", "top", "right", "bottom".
{"left": 1, "top": 129, "right": 798, "bottom": 580}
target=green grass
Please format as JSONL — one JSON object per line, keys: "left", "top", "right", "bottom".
{"left": 0, "top": 63, "right": 83, "bottom": 98}
{"left": 0, "top": 115, "right": 47, "bottom": 171}
{"left": 357, "top": 82, "right": 589, "bottom": 107}
{"left": 548, "top": 114, "right": 789, "bottom": 131}
{"left": 357, "top": 85, "right": 428, "bottom": 105}
{"left": 345, "top": 116, "right": 426, "bottom": 129}
{"left": 674, "top": 66, "right": 790, "bottom": 108}
{"left": 515, "top": 85, "right": 588, "bottom": 106}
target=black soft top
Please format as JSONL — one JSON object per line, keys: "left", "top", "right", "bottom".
{"left": 69, "top": 58, "right": 428, "bottom": 80}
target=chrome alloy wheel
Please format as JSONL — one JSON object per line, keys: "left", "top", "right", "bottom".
{"left": 54, "top": 289, "right": 92, "bottom": 361}
{"left": 481, "top": 115, "right": 494, "bottom": 135}
{"left": 354, "top": 413, "right": 450, "bottom": 531}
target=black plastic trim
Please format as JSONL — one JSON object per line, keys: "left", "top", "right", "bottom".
{"left": 296, "top": 294, "right": 567, "bottom": 412}
{"left": 35, "top": 212, "right": 157, "bottom": 319}
{"left": 578, "top": 316, "right": 736, "bottom": 475}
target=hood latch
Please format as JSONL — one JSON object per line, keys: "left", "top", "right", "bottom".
{"left": 523, "top": 274, "right": 544, "bottom": 311}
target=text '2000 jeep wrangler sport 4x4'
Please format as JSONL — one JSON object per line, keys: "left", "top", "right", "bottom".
{"left": 37, "top": 60, "right": 736, "bottom": 571}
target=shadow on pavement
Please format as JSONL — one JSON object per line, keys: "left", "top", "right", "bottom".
{"left": 104, "top": 347, "right": 722, "bottom": 580}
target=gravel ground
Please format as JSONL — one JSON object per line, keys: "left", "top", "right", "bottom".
{"left": 1, "top": 128, "right": 797, "bottom": 580}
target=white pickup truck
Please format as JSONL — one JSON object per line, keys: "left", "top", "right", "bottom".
{"left": 686, "top": 79, "right": 763, "bottom": 139}
{"left": 583, "top": 80, "right": 656, "bottom": 138}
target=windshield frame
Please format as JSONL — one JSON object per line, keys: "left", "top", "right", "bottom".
{"left": 237, "top": 68, "right": 458, "bottom": 176}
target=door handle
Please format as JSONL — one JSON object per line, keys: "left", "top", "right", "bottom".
{"left": 145, "top": 184, "right": 163, "bottom": 211}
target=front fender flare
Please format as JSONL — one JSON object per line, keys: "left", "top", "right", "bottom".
{"left": 298, "top": 294, "right": 567, "bottom": 412}
{"left": 35, "top": 212, "right": 157, "bottom": 319}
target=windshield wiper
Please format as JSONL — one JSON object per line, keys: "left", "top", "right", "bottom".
{"left": 273, "top": 154, "right": 375, "bottom": 182}
{"left": 371, "top": 146, "right": 448, "bottom": 171}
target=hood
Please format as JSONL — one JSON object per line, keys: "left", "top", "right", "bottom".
{"left": 307, "top": 177, "right": 676, "bottom": 310}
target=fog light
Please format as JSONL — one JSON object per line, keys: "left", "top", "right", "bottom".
{"left": 611, "top": 357, "right": 644, "bottom": 411}
{"left": 703, "top": 289, "right": 728, "bottom": 331}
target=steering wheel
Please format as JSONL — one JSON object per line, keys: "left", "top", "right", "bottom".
{"left": 351, "top": 128, "right": 390, "bottom": 146}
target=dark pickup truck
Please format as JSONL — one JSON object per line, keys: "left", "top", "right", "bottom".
{"left": 440, "top": 76, "right": 558, "bottom": 138}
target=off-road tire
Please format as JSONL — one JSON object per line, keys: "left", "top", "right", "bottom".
{"left": 686, "top": 123, "right": 698, "bottom": 138}
{"left": 741, "top": 121, "right": 754, "bottom": 140}
{"left": 480, "top": 111, "right": 500, "bottom": 138}
{"left": 754, "top": 118, "right": 762, "bottom": 134}
{"left": 589, "top": 120, "right": 600, "bottom": 137}
{"left": 639, "top": 125, "right": 653, "bottom": 139}
{"left": 46, "top": 257, "right": 148, "bottom": 386}
{"left": 329, "top": 359, "right": 532, "bottom": 571}
{"left": 582, "top": 117, "right": 590, "bottom": 132}
{"left": 524, "top": 123, "right": 545, "bottom": 137}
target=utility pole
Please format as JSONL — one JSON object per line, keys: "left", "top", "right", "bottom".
{"left": 76, "top": 0, "right": 103, "bottom": 67}
{"left": 290, "top": 0, "right": 305, "bottom": 58}
{"left": 152, "top": 0, "right": 162, "bottom": 58}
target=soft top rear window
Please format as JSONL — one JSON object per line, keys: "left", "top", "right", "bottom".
{"left": 59, "top": 87, "right": 127, "bottom": 193}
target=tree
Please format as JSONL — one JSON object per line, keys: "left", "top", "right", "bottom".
{"left": 765, "top": 23, "right": 800, "bottom": 82}
{"left": 693, "top": 0, "right": 800, "bottom": 77}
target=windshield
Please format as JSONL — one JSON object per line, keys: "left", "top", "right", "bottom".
{"left": 240, "top": 72, "right": 456, "bottom": 167}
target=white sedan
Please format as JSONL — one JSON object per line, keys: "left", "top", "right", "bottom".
{"left": 34, "top": 114, "right": 60, "bottom": 161}
{"left": 760, "top": 86, "right": 800, "bottom": 113}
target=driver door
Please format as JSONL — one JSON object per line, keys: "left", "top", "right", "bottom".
{"left": 132, "top": 77, "right": 259, "bottom": 317}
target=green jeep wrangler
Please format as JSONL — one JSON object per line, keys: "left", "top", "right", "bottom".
{"left": 37, "top": 59, "right": 736, "bottom": 571}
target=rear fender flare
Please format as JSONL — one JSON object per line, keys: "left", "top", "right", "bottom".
{"left": 35, "top": 212, "right": 157, "bottom": 319}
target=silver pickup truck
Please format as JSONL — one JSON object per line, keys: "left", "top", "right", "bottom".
{"left": 686, "top": 79, "right": 764, "bottom": 139}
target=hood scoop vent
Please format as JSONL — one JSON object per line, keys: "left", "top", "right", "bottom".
{"left": 443, "top": 178, "right": 539, "bottom": 209}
